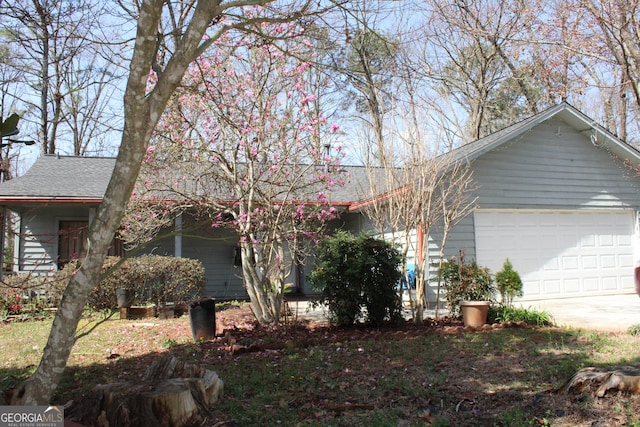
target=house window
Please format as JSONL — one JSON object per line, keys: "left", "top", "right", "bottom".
{"left": 58, "top": 221, "right": 88, "bottom": 269}
{"left": 58, "top": 221, "right": 125, "bottom": 269}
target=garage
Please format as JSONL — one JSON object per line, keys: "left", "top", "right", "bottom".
{"left": 474, "top": 210, "right": 636, "bottom": 300}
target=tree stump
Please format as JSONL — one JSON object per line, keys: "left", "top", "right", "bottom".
{"left": 70, "top": 355, "right": 223, "bottom": 427}
{"left": 558, "top": 366, "right": 640, "bottom": 397}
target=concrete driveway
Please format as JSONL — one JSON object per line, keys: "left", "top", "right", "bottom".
{"left": 516, "top": 293, "right": 640, "bottom": 332}
{"left": 290, "top": 293, "right": 640, "bottom": 332}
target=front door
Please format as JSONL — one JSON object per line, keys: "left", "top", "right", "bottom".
{"left": 58, "top": 220, "right": 88, "bottom": 268}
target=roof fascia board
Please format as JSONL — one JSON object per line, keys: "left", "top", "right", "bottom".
{"left": 0, "top": 197, "right": 104, "bottom": 204}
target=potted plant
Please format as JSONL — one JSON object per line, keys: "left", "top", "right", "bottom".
{"left": 116, "top": 287, "right": 133, "bottom": 309}
{"left": 439, "top": 255, "right": 495, "bottom": 327}
{"left": 495, "top": 258, "right": 523, "bottom": 307}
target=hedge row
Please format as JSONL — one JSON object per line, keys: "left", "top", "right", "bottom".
{"left": 1, "top": 255, "right": 206, "bottom": 314}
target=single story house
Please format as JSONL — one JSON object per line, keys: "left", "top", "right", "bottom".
{"left": 1, "top": 102, "right": 639, "bottom": 302}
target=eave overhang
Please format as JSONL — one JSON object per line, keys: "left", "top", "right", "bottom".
{"left": 0, "top": 197, "right": 103, "bottom": 206}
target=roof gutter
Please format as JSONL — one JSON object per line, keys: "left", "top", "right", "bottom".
{"left": 348, "top": 185, "right": 410, "bottom": 212}
{"left": 0, "top": 197, "right": 104, "bottom": 205}
{"left": 0, "top": 196, "right": 357, "bottom": 211}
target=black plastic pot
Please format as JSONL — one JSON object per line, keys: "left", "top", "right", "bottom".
{"left": 189, "top": 298, "right": 216, "bottom": 341}
{"left": 116, "top": 288, "right": 132, "bottom": 308}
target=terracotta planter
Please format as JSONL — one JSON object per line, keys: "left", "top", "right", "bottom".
{"left": 460, "top": 301, "right": 490, "bottom": 327}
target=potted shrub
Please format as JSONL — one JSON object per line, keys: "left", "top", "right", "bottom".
{"left": 439, "top": 255, "right": 495, "bottom": 327}
{"left": 495, "top": 258, "right": 523, "bottom": 307}
{"left": 116, "top": 287, "right": 133, "bottom": 308}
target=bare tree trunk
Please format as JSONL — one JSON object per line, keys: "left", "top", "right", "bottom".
{"left": 239, "top": 240, "right": 287, "bottom": 325}
{"left": 11, "top": 128, "right": 145, "bottom": 403}
{"left": 11, "top": 0, "right": 228, "bottom": 404}
{"left": 241, "top": 243, "right": 275, "bottom": 325}
{"left": 414, "top": 223, "right": 428, "bottom": 323}
{"left": 39, "top": 16, "right": 50, "bottom": 155}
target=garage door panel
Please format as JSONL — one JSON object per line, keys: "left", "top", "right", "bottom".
{"left": 620, "top": 254, "right": 634, "bottom": 268}
{"left": 603, "top": 277, "right": 618, "bottom": 290}
{"left": 543, "top": 258, "right": 560, "bottom": 272}
{"left": 582, "top": 256, "right": 598, "bottom": 269}
{"left": 565, "top": 279, "right": 580, "bottom": 293}
{"left": 618, "top": 235, "right": 633, "bottom": 247}
{"left": 543, "top": 280, "right": 561, "bottom": 294}
{"left": 475, "top": 210, "right": 634, "bottom": 299}
{"left": 622, "top": 276, "right": 634, "bottom": 290}
{"left": 599, "top": 235, "right": 615, "bottom": 247}
{"left": 600, "top": 255, "right": 616, "bottom": 269}
{"left": 581, "top": 235, "right": 597, "bottom": 248}
{"left": 584, "top": 278, "right": 599, "bottom": 291}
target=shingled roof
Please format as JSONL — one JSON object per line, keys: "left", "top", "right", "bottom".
{"left": 0, "top": 155, "right": 116, "bottom": 204}
{"left": 0, "top": 153, "right": 379, "bottom": 207}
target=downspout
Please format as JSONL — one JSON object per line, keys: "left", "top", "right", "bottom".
{"left": 0, "top": 206, "right": 5, "bottom": 280}
{"left": 417, "top": 222, "right": 425, "bottom": 309}
{"left": 417, "top": 222, "right": 424, "bottom": 267}
{"left": 634, "top": 211, "right": 640, "bottom": 295}
{"left": 175, "top": 213, "right": 183, "bottom": 258}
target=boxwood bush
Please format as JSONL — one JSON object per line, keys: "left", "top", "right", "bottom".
{"left": 59, "top": 255, "right": 206, "bottom": 310}
{"left": 309, "top": 231, "right": 403, "bottom": 327}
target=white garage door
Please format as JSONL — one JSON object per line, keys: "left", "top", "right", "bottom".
{"left": 475, "top": 210, "right": 635, "bottom": 300}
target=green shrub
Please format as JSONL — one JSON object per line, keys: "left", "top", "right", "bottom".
{"left": 359, "top": 236, "right": 404, "bottom": 326}
{"left": 59, "top": 255, "right": 206, "bottom": 310}
{"left": 628, "top": 324, "right": 640, "bottom": 336}
{"left": 489, "top": 305, "right": 553, "bottom": 327}
{"left": 495, "top": 259, "right": 523, "bottom": 307}
{"left": 439, "top": 256, "right": 495, "bottom": 316}
{"left": 309, "top": 231, "right": 402, "bottom": 327}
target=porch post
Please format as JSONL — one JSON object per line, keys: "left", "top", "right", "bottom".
{"left": 175, "top": 213, "right": 183, "bottom": 258}
{"left": 13, "top": 212, "right": 20, "bottom": 272}
{"left": 0, "top": 206, "right": 6, "bottom": 280}
{"left": 416, "top": 222, "right": 425, "bottom": 267}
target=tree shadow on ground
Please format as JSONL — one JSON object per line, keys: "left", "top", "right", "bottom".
{"left": 2, "top": 309, "right": 640, "bottom": 426}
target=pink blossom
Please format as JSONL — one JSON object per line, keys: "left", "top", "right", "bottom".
{"left": 330, "top": 123, "right": 340, "bottom": 132}
{"left": 301, "top": 95, "right": 316, "bottom": 105}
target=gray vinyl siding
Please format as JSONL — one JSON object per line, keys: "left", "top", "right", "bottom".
{"left": 429, "top": 216, "right": 476, "bottom": 264}
{"left": 470, "top": 117, "right": 640, "bottom": 209}
{"left": 182, "top": 229, "right": 245, "bottom": 299}
{"left": 134, "top": 234, "right": 176, "bottom": 257}
{"left": 330, "top": 211, "right": 374, "bottom": 234}
{"left": 17, "top": 206, "right": 92, "bottom": 273}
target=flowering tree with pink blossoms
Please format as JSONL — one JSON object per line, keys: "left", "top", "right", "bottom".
{"left": 126, "top": 23, "right": 345, "bottom": 324}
